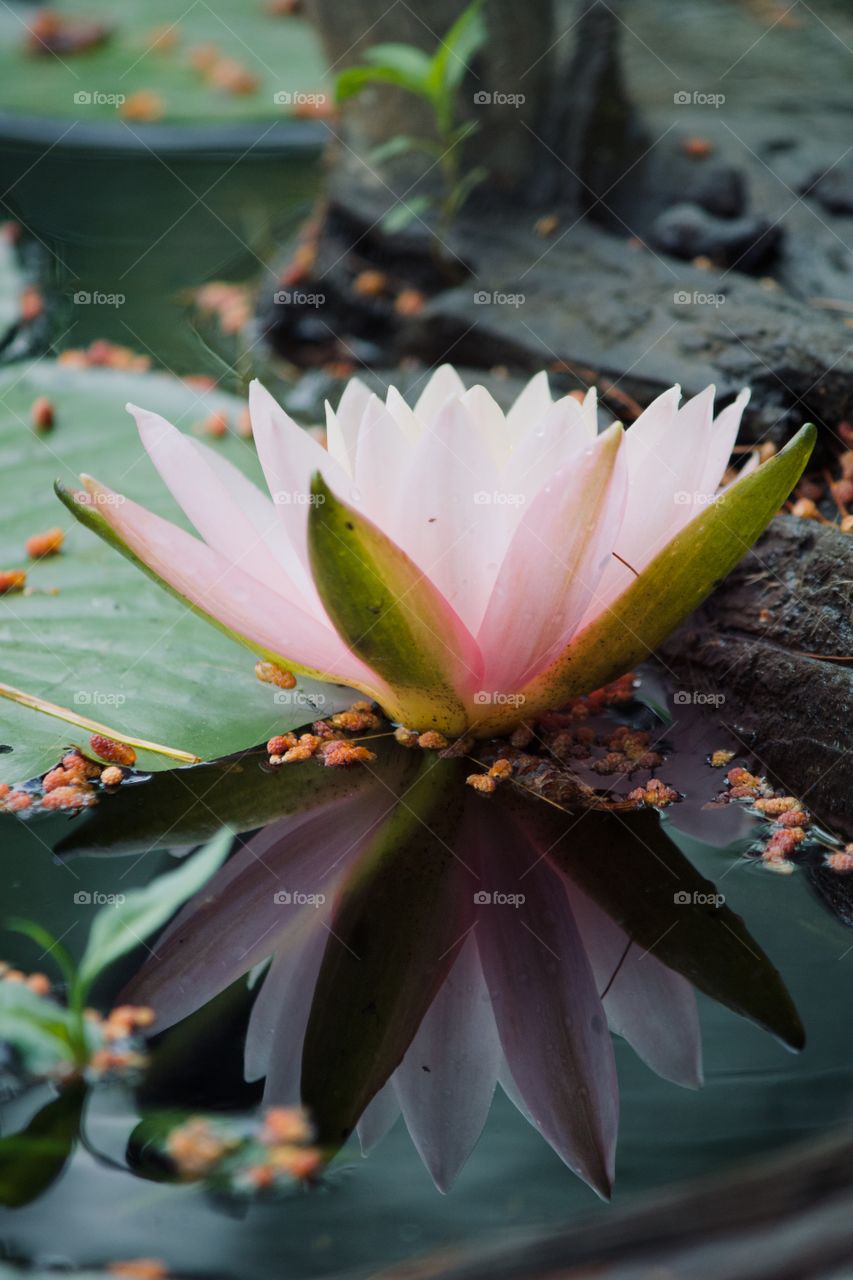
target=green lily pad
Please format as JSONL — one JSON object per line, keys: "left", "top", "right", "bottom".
{"left": 0, "top": 0, "right": 329, "bottom": 125}
{"left": 0, "top": 361, "right": 351, "bottom": 786}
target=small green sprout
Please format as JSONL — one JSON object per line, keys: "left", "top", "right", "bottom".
{"left": 336, "top": 0, "right": 488, "bottom": 242}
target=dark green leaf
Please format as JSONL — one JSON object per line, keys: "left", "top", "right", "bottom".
{"left": 75, "top": 829, "right": 233, "bottom": 995}
{"left": 301, "top": 754, "right": 472, "bottom": 1149}
{"left": 55, "top": 743, "right": 380, "bottom": 858}
{"left": 308, "top": 473, "right": 476, "bottom": 734}
{"left": 500, "top": 790, "right": 804, "bottom": 1050}
{"left": 0, "top": 1084, "right": 85, "bottom": 1207}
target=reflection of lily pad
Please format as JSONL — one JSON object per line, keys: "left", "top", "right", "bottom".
{"left": 0, "top": 1083, "right": 84, "bottom": 1207}
{"left": 0, "top": 0, "right": 330, "bottom": 125}
{"left": 0, "top": 362, "right": 350, "bottom": 785}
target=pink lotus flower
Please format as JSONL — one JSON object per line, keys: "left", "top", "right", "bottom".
{"left": 59, "top": 368, "right": 814, "bottom": 739}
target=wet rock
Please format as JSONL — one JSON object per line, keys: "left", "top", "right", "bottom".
{"left": 684, "top": 163, "right": 747, "bottom": 219}
{"left": 808, "top": 162, "right": 853, "bottom": 216}
{"left": 650, "top": 203, "right": 781, "bottom": 270}
{"left": 398, "top": 215, "right": 853, "bottom": 446}
{"left": 661, "top": 517, "right": 853, "bottom": 838}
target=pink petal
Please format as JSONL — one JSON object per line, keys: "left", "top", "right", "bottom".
{"left": 505, "top": 370, "right": 552, "bottom": 442}
{"left": 129, "top": 403, "right": 311, "bottom": 612}
{"left": 385, "top": 385, "right": 421, "bottom": 441}
{"left": 80, "top": 477, "right": 382, "bottom": 691}
{"left": 507, "top": 395, "right": 596, "bottom": 505}
{"left": 461, "top": 385, "right": 511, "bottom": 459}
{"left": 356, "top": 1083, "right": 401, "bottom": 1154}
{"left": 477, "top": 424, "right": 626, "bottom": 692}
{"left": 393, "top": 932, "right": 501, "bottom": 1192}
{"left": 473, "top": 809, "right": 619, "bottom": 1197}
{"left": 566, "top": 881, "right": 703, "bottom": 1088}
{"left": 413, "top": 364, "right": 466, "bottom": 426}
{"left": 249, "top": 379, "right": 351, "bottom": 604}
{"left": 699, "top": 388, "right": 750, "bottom": 495}
{"left": 393, "top": 396, "right": 507, "bottom": 634}
{"left": 583, "top": 385, "right": 716, "bottom": 616}
{"left": 325, "top": 376, "right": 372, "bottom": 473}
{"left": 261, "top": 924, "right": 332, "bottom": 1104}
{"left": 125, "top": 798, "right": 369, "bottom": 1030}
{"left": 353, "top": 394, "right": 413, "bottom": 534}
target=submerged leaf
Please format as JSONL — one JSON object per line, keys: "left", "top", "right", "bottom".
{"left": 0, "top": 1084, "right": 85, "bottom": 1208}
{"left": 502, "top": 791, "right": 804, "bottom": 1050}
{"left": 55, "top": 743, "right": 379, "bottom": 857}
{"left": 75, "top": 829, "right": 233, "bottom": 996}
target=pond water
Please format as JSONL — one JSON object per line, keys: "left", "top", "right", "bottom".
{"left": 2, "top": 733, "right": 852, "bottom": 1279}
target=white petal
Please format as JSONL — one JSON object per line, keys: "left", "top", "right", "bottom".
{"left": 393, "top": 933, "right": 501, "bottom": 1191}
{"left": 413, "top": 363, "right": 467, "bottom": 427}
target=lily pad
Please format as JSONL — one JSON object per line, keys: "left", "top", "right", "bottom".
{"left": 0, "top": 361, "right": 351, "bottom": 786}
{"left": 0, "top": 0, "right": 329, "bottom": 126}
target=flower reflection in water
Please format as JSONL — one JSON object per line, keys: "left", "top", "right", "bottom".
{"left": 124, "top": 742, "right": 801, "bottom": 1199}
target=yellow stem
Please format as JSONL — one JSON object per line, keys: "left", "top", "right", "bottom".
{"left": 0, "top": 681, "right": 201, "bottom": 765}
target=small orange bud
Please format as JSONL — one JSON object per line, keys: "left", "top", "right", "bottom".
{"left": 120, "top": 91, "right": 165, "bottom": 122}
{"left": 30, "top": 396, "right": 54, "bottom": 430}
{"left": 353, "top": 269, "right": 387, "bottom": 298}
{"left": 25, "top": 527, "right": 64, "bottom": 559}
{"left": 0, "top": 570, "right": 26, "bottom": 594}
{"left": 255, "top": 661, "right": 296, "bottom": 689}
{"left": 466, "top": 773, "right": 496, "bottom": 794}
{"left": 394, "top": 288, "right": 426, "bottom": 317}
{"left": 89, "top": 735, "right": 137, "bottom": 767}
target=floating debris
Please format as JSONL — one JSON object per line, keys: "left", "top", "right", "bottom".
{"left": 626, "top": 777, "right": 679, "bottom": 808}
{"left": 25, "top": 526, "right": 63, "bottom": 559}
{"left": 90, "top": 734, "right": 137, "bottom": 768}
{"left": 120, "top": 91, "right": 166, "bottom": 122}
{"left": 165, "top": 1106, "right": 322, "bottom": 1194}
{"left": 0, "top": 569, "right": 26, "bottom": 594}
{"left": 255, "top": 660, "right": 297, "bottom": 690}
{"left": 30, "top": 395, "right": 54, "bottom": 432}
